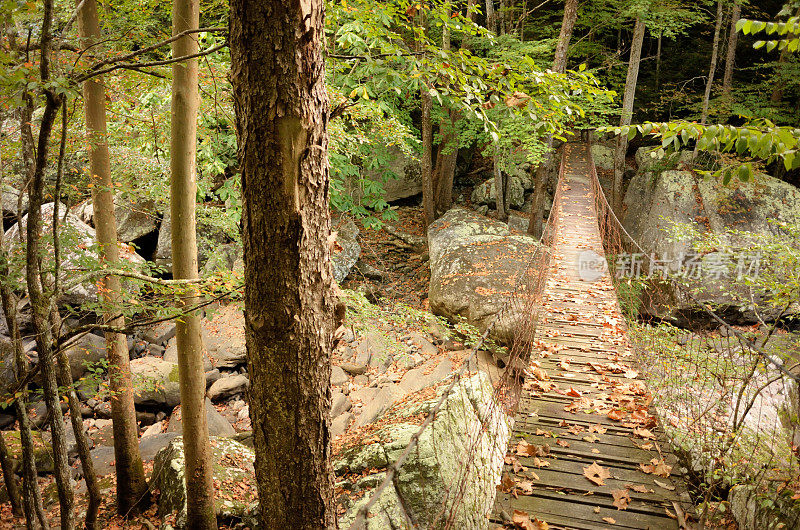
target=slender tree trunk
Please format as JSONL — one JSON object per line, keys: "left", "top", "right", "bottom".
{"left": 433, "top": 3, "right": 459, "bottom": 217}
{"left": 552, "top": 0, "right": 578, "bottom": 72}
{"left": 485, "top": 0, "right": 496, "bottom": 33}
{"left": 655, "top": 32, "right": 662, "bottom": 91}
{"left": 76, "top": 0, "right": 149, "bottom": 515}
{"left": 1, "top": 132, "right": 47, "bottom": 528}
{"left": 171, "top": 1, "right": 217, "bottom": 528}
{"left": 421, "top": 88, "right": 435, "bottom": 226}
{"left": 0, "top": 430, "right": 22, "bottom": 516}
{"left": 229, "top": 0, "right": 337, "bottom": 527}
{"left": 528, "top": 0, "right": 578, "bottom": 237}
{"left": 612, "top": 17, "right": 645, "bottom": 215}
{"left": 722, "top": 2, "right": 741, "bottom": 99}
{"left": 25, "top": 2, "right": 75, "bottom": 526}
{"left": 700, "top": 0, "right": 724, "bottom": 127}
{"left": 771, "top": 8, "right": 800, "bottom": 103}
{"left": 494, "top": 155, "right": 507, "bottom": 220}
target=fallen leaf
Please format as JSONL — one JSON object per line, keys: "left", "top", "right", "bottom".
{"left": 567, "top": 387, "right": 582, "bottom": 398}
{"left": 583, "top": 462, "right": 611, "bottom": 486}
{"left": 499, "top": 472, "right": 515, "bottom": 492}
{"left": 516, "top": 440, "right": 536, "bottom": 457}
{"left": 583, "top": 434, "right": 600, "bottom": 443}
{"left": 628, "top": 484, "right": 650, "bottom": 493}
{"left": 556, "top": 439, "right": 570, "bottom": 448}
{"left": 654, "top": 479, "right": 675, "bottom": 491}
{"left": 611, "top": 489, "right": 631, "bottom": 510}
{"left": 602, "top": 516, "right": 616, "bottom": 524}
{"left": 589, "top": 424, "right": 607, "bottom": 434}
{"left": 633, "top": 428, "right": 656, "bottom": 440}
{"left": 624, "top": 369, "right": 638, "bottom": 379}
{"left": 607, "top": 409, "right": 625, "bottom": 421}
{"left": 516, "top": 479, "right": 534, "bottom": 495}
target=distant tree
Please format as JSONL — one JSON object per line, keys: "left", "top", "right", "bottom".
{"left": 722, "top": 1, "right": 743, "bottom": 99}
{"left": 230, "top": 0, "right": 339, "bottom": 527}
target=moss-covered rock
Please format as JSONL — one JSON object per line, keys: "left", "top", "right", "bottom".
{"left": 336, "top": 372, "right": 510, "bottom": 529}
{"left": 151, "top": 436, "right": 259, "bottom": 528}
{"left": 1, "top": 430, "right": 54, "bottom": 475}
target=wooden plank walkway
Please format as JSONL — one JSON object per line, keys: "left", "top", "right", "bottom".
{"left": 492, "top": 143, "right": 693, "bottom": 529}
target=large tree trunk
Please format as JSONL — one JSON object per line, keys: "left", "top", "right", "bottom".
{"left": 76, "top": 0, "right": 148, "bottom": 515}
{"left": 722, "top": 2, "right": 741, "bottom": 99}
{"left": 171, "top": 1, "right": 217, "bottom": 528}
{"left": 421, "top": 87, "right": 435, "bottom": 226}
{"left": 612, "top": 17, "right": 645, "bottom": 215}
{"left": 229, "top": 0, "right": 338, "bottom": 528}
{"left": 432, "top": 4, "right": 459, "bottom": 218}
{"left": 527, "top": 0, "right": 578, "bottom": 237}
{"left": 700, "top": 0, "right": 724, "bottom": 127}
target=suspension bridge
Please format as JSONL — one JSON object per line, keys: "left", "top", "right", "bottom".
{"left": 350, "top": 141, "right": 798, "bottom": 529}
{"left": 490, "top": 143, "right": 693, "bottom": 529}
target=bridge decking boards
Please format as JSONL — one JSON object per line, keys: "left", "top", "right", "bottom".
{"left": 491, "top": 143, "right": 693, "bottom": 529}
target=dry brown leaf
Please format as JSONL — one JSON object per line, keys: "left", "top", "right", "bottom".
{"left": 556, "top": 439, "right": 570, "bottom": 448}
{"left": 583, "top": 434, "right": 600, "bottom": 443}
{"left": 512, "top": 509, "right": 535, "bottom": 530}
{"left": 633, "top": 428, "right": 656, "bottom": 440}
{"left": 499, "top": 472, "right": 515, "bottom": 492}
{"left": 516, "top": 479, "right": 534, "bottom": 495}
{"left": 602, "top": 516, "right": 616, "bottom": 524}
{"left": 589, "top": 424, "right": 608, "bottom": 434}
{"left": 567, "top": 387, "right": 582, "bottom": 398}
{"left": 607, "top": 409, "right": 625, "bottom": 421}
{"left": 516, "top": 440, "right": 536, "bottom": 457}
{"left": 583, "top": 462, "right": 611, "bottom": 486}
{"left": 611, "top": 489, "right": 631, "bottom": 510}
{"left": 628, "top": 484, "right": 650, "bottom": 493}
{"left": 513, "top": 459, "right": 525, "bottom": 474}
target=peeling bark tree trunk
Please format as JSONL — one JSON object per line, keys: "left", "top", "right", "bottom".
{"left": 722, "top": 2, "right": 741, "bottom": 99}
{"left": 76, "top": 0, "right": 148, "bottom": 515}
{"left": 528, "top": 0, "right": 578, "bottom": 237}
{"left": 612, "top": 17, "right": 645, "bottom": 215}
{"left": 171, "top": 0, "right": 217, "bottom": 528}
{"left": 229, "top": 0, "right": 338, "bottom": 527}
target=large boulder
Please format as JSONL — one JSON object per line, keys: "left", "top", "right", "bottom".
{"left": 74, "top": 195, "right": 159, "bottom": 243}
{"left": 470, "top": 176, "right": 525, "bottom": 209}
{"left": 130, "top": 357, "right": 182, "bottom": 408}
{"left": 336, "top": 372, "right": 509, "bottom": 529}
{"left": 167, "top": 398, "right": 235, "bottom": 437}
{"left": 428, "top": 208, "right": 537, "bottom": 344}
{"left": 1, "top": 183, "right": 28, "bottom": 217}
{"left": 331, "top": 217, "right": 360, "bottom": 283}
{"left": 152, "top": 436, "right": 259, "bottom": 528}
{"left": 153, "top": 210, "right": 232, "bottom": 269}
{"left": 361, "top": 145, "right": 422, "bottom": 201}
{"left": 3, "top": 202, "right": 144, "bottom": 305}
{"left": 591, "top": 143, "right": 615, "bottom": 171}
{"left": 623, "top": 166, "right": 800, "bottom": 321}
{"left": 164, "top": 304, "right": 244, "bottom": 369}
{"left": 63, "top": 333, "right": 106, "bottom": 382}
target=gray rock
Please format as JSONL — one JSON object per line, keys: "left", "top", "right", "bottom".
{"left": 332, "top": 217, "right": 360, "bottom": 283}
{"left": 331, "top": 413, "right": 352, "bottom": 438}
{"left": 167, "top": 398, "right": 235, "bottom": 437}
{"left": 62, "top": 333, "right": 106, "bottom": 382}
{"left": 130, "top": 357, "right": 182, "bottom": 408}
{"left": 76, "top": 195, "right": 159, "bottom": 243}
{"left": 139, "top": 432, "right": 180, "bottom": 461}
{"left": 355, "top": 383, "right": 403, "bottom": 427}
{"left": 337, "top": 372, "right": 509, "bottom": 528}
{"left": 350, "top": 387, "right": 379, "bottom": 405}
{"left": 590, "top": 144, "right": 615, "bottom": 171}
{"left": 205, "top": 368, "right": 222, "bottom": 388}
{"left": 152, "top": 436, "right": 258, "bottom": 528}
{"left": 331, "top": 365, "right": 349, "bottom": 387}
{"left": 164, "top": 306, "right": 245, "bottom": 369}
{"left": 88, "top": 446, "right": 116, "bottom": 476}
{"left": 4, "top": 202, "right": 144, "bottom": 305}
{"left": 154, "top": 210, "right": 232, "bottom": 270}
{"left": 406, "top": 333, "right": 437, "bottom": 356}
{"left": 470, "top": 176, "right": 525, "bottom": 209}
{"left": 2, "top": 430, "right": 54, "bottom": 475}
{"left": 428, "top": 208, "right": 538, "bottom": 344}
{"left": 623, "top": 167, "right": 800, "bottom": 321}
{"left": 332, "top": 392, "right": 352, "bottom": 418}
{"left": 207, "top": 374, "right": 249, "bottom": 402}
{"left": 1, "top": 183, "right": 28, "bottom": 216}
{"left": 340, "top": 361, "right": 367, "bottom": 376}
{"left": 360, "top": 145, "right": 422, "bottom": 201}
